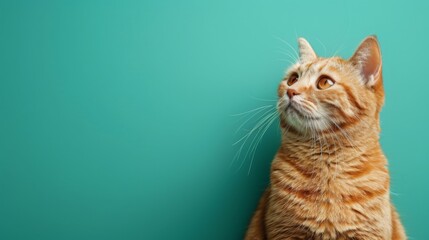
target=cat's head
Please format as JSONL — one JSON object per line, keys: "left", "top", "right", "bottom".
{"left": 277, "top": 36, "right": 384, "bottom": 134}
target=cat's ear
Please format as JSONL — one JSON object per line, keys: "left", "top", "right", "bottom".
{"left": 349, "top": 36, "right": 382, "bottom": 86}
{"left": 298, "top": 38, "right": 317, "bottom": 62}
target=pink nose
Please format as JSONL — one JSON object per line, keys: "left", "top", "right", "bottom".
{"left": 287, "top": 89, "right": 300, "bottom": 99}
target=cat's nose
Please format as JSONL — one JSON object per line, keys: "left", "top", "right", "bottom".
{"left": 286, "top": 89, "right": 300, "bottom": 99}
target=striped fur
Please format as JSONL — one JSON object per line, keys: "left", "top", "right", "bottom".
{"left": 245, "top": 36, "right": 406, "bottom": 240}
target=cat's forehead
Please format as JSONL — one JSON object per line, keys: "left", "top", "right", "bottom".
{"left": 300, "top": 58, "right": 343, "bottom": 73}
{"left": 287, "top": 57, "right": 348, "bottom": 79}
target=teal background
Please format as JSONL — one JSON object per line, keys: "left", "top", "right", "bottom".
{"left": 1, "top": 0, "right": 428, "bottom": 239}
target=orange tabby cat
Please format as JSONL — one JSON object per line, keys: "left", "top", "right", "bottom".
{"left": 244, "top": 36, "right": 406, "bottom": 240}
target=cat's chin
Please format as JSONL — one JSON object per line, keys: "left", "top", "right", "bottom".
{"left": 286, "top": 104, "right": 320, "bottom": 121}
{"left": 279, "top": 103, "right": 330, "bottom": 133}
{"left": 283, "top": 113, "right": 329, "bottom": 133}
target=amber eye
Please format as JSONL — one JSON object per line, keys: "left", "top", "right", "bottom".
{"left": 317, "top": 76, "right": 335, "bottom": 90}
{"left": 287, "top": 73, "right": 299, "bottom": 86}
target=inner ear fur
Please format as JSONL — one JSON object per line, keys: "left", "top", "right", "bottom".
{"left": 349, "top": 36, "right": 382, "bottom": 86}
{"left": 298, "top": 37, "right": 317, "bottom": 63}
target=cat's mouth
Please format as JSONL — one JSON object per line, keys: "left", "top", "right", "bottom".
{"left": 286, "top": 103, "right": 321, "bottom": 121}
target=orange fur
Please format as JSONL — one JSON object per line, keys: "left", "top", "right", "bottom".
{"left": 245, "top": 36, "right": 406, "bottom": 240}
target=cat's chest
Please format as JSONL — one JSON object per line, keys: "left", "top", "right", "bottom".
{"left": 269, "top": 167, "right": 390, "bottom": 239}
{"left": 268, "top": 188, "right": 376, "bottom": 239}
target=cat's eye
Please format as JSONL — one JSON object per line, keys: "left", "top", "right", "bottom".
{"left": 287, "top": 73, "right": 299, "bottom": 86}
{"left": 317, "top": 76, "right": 335, "bottom": 90}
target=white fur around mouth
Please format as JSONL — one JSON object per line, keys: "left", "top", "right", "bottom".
{"left": 286, "top": 104, "right": 321, "bottom": 121}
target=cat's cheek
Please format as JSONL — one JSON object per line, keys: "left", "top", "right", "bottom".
{"left": 277, "top": 82, "right": 288, "bottom": 98}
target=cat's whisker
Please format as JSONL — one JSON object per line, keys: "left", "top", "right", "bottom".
{"left": 277, "top": 48, "right": 299, "bottom": 63}
{"left": 274, "top": 36, "right": 300, "bottom": 62}
{"left": 231, "top": 106, "right": 277, "bottom": 169}
{"left": 231, "top": 105, "right": 272, "bottom": 117}
{"left": 330, "top": 44, "right": 345, "bottom": 59}
{"left": 315, "top": 37, "right": 328, "bottom": 57}
{"left": 233, "top": 107, "right": 275, "bottom": 146}
{"left": 233, "top": 106, "right": 273, "bottom": 135}
{"left": 247, "top": 113, "right": 278, "bottom": 175}
{"left": 278, "top": 58, "right": 296, "bottom": 65}
{"left": 250, "top": 96, "right": 278, "bottom": 102}
{"left": 233, "top": 108, "right": 277, "bottom": 171}
{"left": 237, "top": 111, "right": 278, "bottom": 172}
{"left": 390, "top": 191, "right": 399, "bottom": 196}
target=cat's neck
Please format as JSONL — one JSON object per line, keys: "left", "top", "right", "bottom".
{"left": 279, "top": 119, "right": 383, "bottom": 164}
